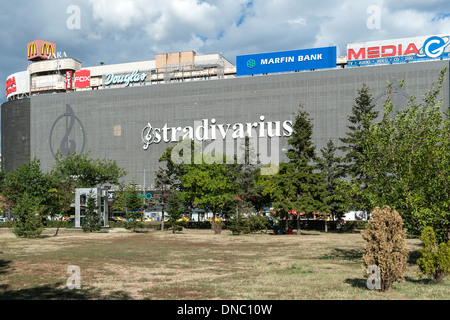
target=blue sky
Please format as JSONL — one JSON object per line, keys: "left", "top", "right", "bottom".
{"left": 1, "top": 0, "right": 450, "bottom": 105}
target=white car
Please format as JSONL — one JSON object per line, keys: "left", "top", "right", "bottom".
{"left": 0, "top": 217, "right": 9, "bottom": 222}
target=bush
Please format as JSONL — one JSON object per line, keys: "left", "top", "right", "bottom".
{"left": 228, "top": 214, "right": 270, "bottom": 235}
{"left": 417, "top": 227, "right": 450, "bottom": 284}
{"left": 13, "top": 213, "right": 44, "bottom": 238}
{"left": 362, "top": 206, "right": 409, "bottom": 291}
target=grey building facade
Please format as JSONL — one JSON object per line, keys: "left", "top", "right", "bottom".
{"left": 2, "top": 60, "right": 449, "bottom": 187}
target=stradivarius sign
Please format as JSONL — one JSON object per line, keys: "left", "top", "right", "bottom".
{"left": 142, "top": 116, "right": 293, "bottom": 150}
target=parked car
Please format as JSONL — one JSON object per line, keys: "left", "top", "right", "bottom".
{"left": 0, "top": 217, "right": 9, "bottom": 222}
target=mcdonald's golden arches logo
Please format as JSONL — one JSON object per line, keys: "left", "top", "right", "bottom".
{"left": 27, "top": 40, "right": 56, "bottom": 61}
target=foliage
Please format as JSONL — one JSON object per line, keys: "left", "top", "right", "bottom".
{"left": 122, "top": 183, "right": 144, "bottom": 232}
{"left": 165, "top": 191, "right": 186, "bottom": 233}
{"left": 229, "top": 213, "right": 269, "bottom": 235}
{"left": 52, "top": 152, "right": 127, "bottom": 188}
{"left": 317, "top": 139, "right": 347, "bottom": 229}
{"left": 12, "top": 193, "right": 45, "bottom": 238}
{"left": 262, "top": 106, "right": 328, "bottom": 234}
{"left": 82, "top": 192, "right": 102, "bottom": 233}
{"left": 1, "top": 158, "right": 54, "bottom": 210}
{"left": 362, "top": 206, "right": 409, "bottom": 291}
{"left": 354, "top": 68, "right": 450, "bottom": 242}
{"left": 417, "top": 227, "right": 450, "bottom": 284}
{"left": 339, "top": 83, "right": 379, "bottom": 181}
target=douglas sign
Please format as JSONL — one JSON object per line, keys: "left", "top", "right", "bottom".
{"left": 347, "top": 34, "right": 450, "bottom": 67}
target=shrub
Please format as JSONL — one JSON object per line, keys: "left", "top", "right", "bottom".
{"left": 362, "top": 206, "right": 409, "bottom": 291}
{"left": 82, "top": 192, "right": 102, "bottom": 233}
{"left": 417, "top": 226, "right": 450, "bottom": 284}
{"left": 11, "top": 193, "right": 45, "bottom": 238}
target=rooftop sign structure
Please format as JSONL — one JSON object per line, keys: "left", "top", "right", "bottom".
{"left": 236, "top": 46, "right": 337, "bottom": 76}
{"left": 347, "top": 34, "right": 450, "bottom": 67}
{"left": 27, "top": 40, "right": 56, "bottom": 61}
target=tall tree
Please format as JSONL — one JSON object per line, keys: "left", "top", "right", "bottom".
{"left": 353, "top": 68, "right": 450, "bottom": 242}
{"left": 264, "top": 106, "right": 328, "bottom": 235}
{"left": 317, "top": 139, "right": 346, "bottom": 231}
{"left": 82, "top": 191, "right": 102, "bottom": 233}
{"left": 340, "top": 83, "right": 379, "bottom": 182}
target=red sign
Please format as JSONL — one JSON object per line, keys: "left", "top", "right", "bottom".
{"left": 27, "top": 40, "right": 56, "bottom": 61}
{"left": 66, "top": 71, "right": 73, "bottom": 90}
{"left": 348, "top": 43, "right": 420, "bottom": 61}
{"left": 74, "top": 70, "right": 91, "bottom": 89}
{"left": 6, "top": 76, "right": 17, "bottom": 97}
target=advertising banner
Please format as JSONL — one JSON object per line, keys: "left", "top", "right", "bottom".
{"left": 236, "top": 46, "right": 337, "bottom": 76}
{"left": 6, "top": 71, "right": 30, "bottom": 99}
{"left": 347, "top": 34, "right": 450, "bottom": 67}
{"left": 74, "top": 70, "right": 91, "bottom": 89}
{"left": 66, "top": 71, "right": 73, "bottom": 90}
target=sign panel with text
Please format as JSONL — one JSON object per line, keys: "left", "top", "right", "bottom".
{"left": 236, "top": 46, "right": 337, "bottom": 76}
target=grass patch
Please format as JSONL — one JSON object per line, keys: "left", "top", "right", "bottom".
{"left": 0, "top": 228, "right": 448, "bottom": 300}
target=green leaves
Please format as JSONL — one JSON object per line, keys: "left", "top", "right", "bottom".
{"left": 52, "top": 151, "right": 128, "bottom": 188}
{"left": 348, "top": 67, "right": 450, "bottom": 242}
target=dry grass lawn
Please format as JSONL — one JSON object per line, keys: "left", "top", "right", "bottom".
{"left": 0, "top": 227, "right": 448, "bottom": 300}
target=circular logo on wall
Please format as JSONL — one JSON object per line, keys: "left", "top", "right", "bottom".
{"left": 247, "top": 59, "right": 256, "bottom": 69}
{"left": 417, "top": 36, "right": 450, "bottom": 59}
{"left": 49, "top": 104, "right": 86, "bottom": 159}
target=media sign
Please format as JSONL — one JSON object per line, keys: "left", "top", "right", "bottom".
{"left": 74, "top": 70, "right": 91, "bottom": 89}
{"left": 236, "top": 46, "right": 337, "bottom": 76}
{"left": 347, "top": 34, "right": 450, "bottom": 67}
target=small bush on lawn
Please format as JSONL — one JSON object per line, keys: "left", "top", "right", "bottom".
{"left": 362, "top": 206, "right": 409, "bottom": 291}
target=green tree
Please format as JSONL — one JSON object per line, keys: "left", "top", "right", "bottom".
{"left": 165, "top": 191, "right": 186, "bottom": 233}
{"left": 317, "top": 139, "right": 346, "bottom": 231}
{"left": 123, "top": 183, "right": 144, "bottom": 232}
{"left": 1, "top": 158, "right": 54, "bottom": 210}
{"left": 417, "top": 227, "right": 450, "bottom": 284}
{"left": 355, "top": 68, "right": 450, "bottom": 242}
{"left": 340, "top": 83, "right": 379, "bottom": 185}
{"left": 12, "top": 193, "right": 45, "bottom": 238}
{"left": 82, "top": 191, "right": 102, "bottom": 233}
{"left": 263, "top": 106, "right": 328, "bottom": 235}
{"left": 52, "top": 152, "right": 127, "bottom": 188}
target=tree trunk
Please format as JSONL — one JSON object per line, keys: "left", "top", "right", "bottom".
{"left": 296, "top": 214, "right": 301, "bottom": 235}
{"left": 54, "top": 218, "right": 63, "bottom": 237}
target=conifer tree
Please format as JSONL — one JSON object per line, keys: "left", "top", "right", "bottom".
{"left": 340, "top": 83, "right": 379, "bottom": 182}
{"left": 82, "top": 191, "right": 102, "bottom": 233}
{"left": 317, "top": 139, "right": 346, "bottom": 231}
{"left": 265, "top": 106, "right": 328, "bottom": 235}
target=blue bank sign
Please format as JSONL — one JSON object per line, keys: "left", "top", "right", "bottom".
{"left": 236, "top": 46, "right": 337, "bottom": 76}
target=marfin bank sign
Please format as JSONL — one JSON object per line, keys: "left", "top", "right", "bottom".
{"left": 347, "top": 34, "right": 450, "bottom": 67}
{"left": 236, "top": 46, "right": 337, "bottom": 76}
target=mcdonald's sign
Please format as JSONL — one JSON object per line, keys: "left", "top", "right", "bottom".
{"left": 27, "top": 40, "right": 56, "bottom": 61}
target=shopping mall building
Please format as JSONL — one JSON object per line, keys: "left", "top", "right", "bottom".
{"left": 2, "top": 35, "right": 450, "bottom": 189}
